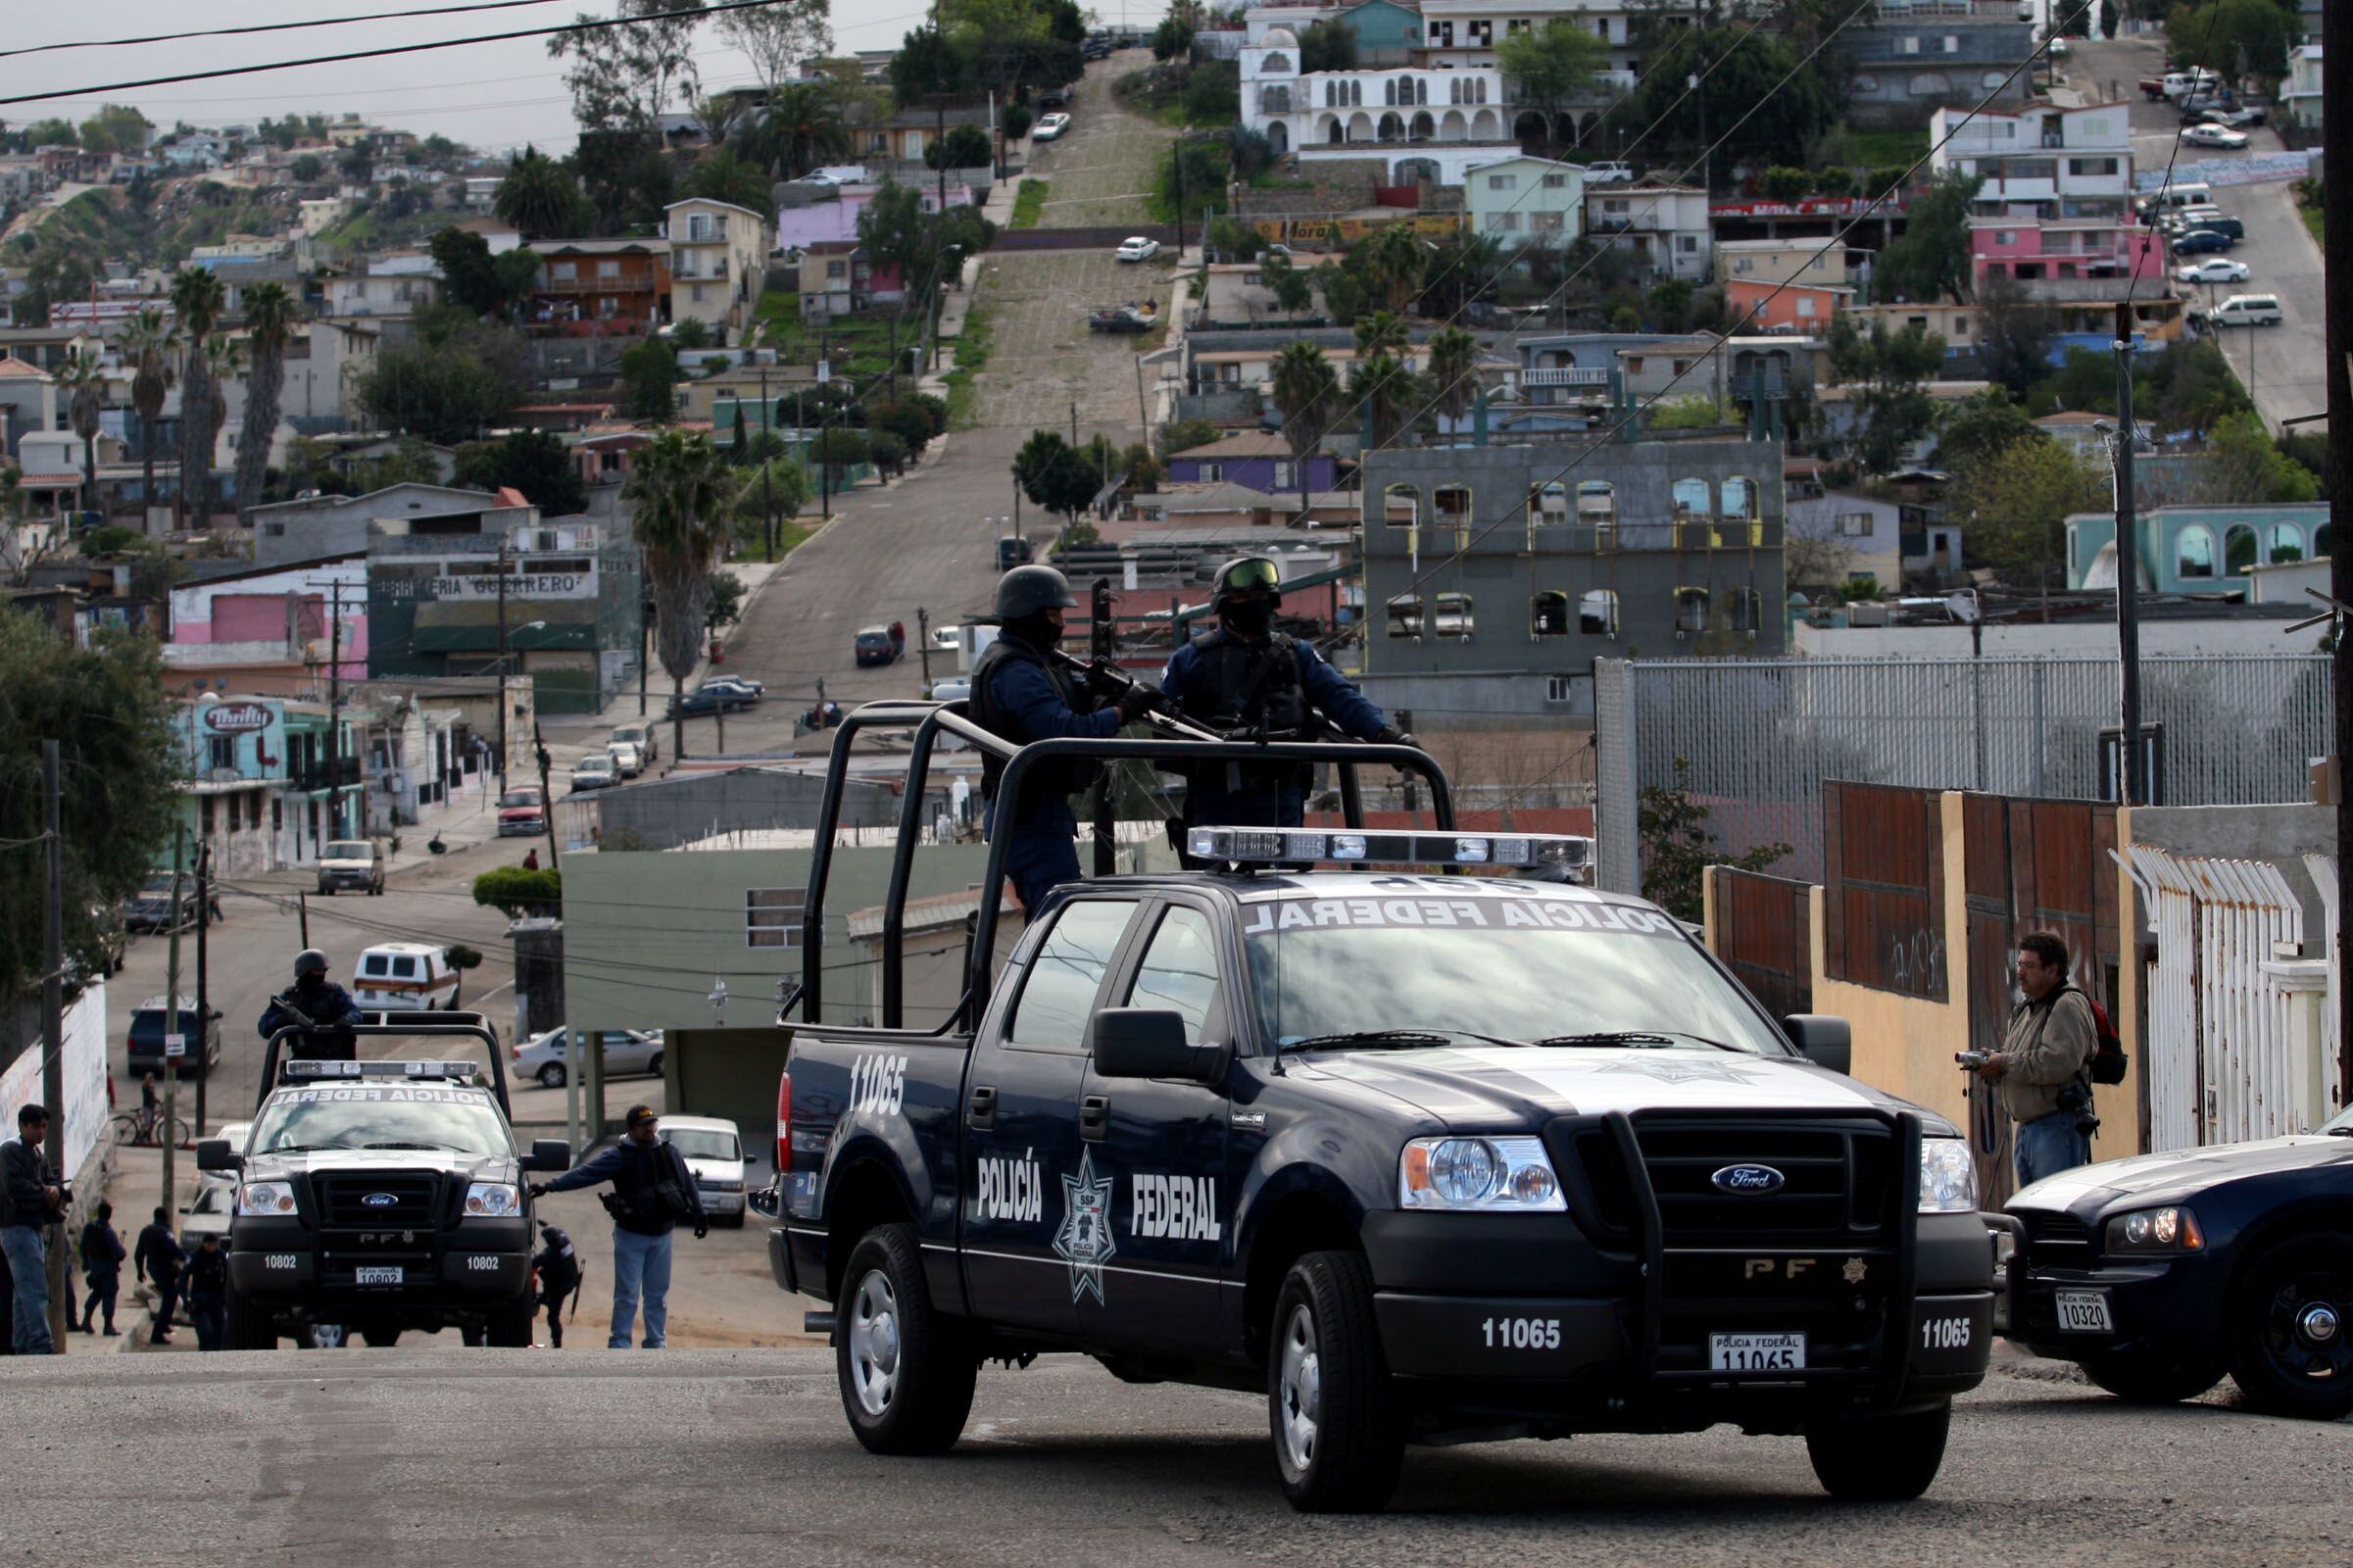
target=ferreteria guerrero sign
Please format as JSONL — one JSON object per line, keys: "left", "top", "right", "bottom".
{"left": 371, "top": 564, "right": 601, "bottom": 601}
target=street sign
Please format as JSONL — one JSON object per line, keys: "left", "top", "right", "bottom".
{"left": 165, "top": 1033, "right": 186, "bottom": 1058}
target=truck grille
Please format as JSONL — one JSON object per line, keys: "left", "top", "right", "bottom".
{"left": 316, "top": 1173, "right": 442, "bottom": 1227}
{"left": 1563, "top": 1116, "right": 1899, "bottom": 1248}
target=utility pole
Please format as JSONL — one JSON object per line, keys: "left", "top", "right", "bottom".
{"left": 39, "top": 741, "right": 67, "bottom": 1349}
{"left": 297, "top": 890, "right": 310, "bottom": 948}
{"left": 1070, "top": 400, "right": 1079, "bottom": 445}
{"left": 639, "top": 595, "right": 653, "bottom": 717}
{"left": 918, "top": 606, "right": 932, "bottom": 685}
{"left": 533, "top": 725, "right": 562, "bottom": 870}
{"left": 193, "top": 841, "right": 211, "bottom": 1139}
{"left": 326, "top": 580, "right": 346, "bottom": 838}
{"left": 2112, "top": 301, "right": 2143, "bottom": 806}
{"left": 758, "top": 361, "right": 775, "bottom": 559}
{"left": 495, "top": 538, "right": 512, "bottom": 791}
{"left": 161, "top": 828, "right": 185, "bottom": 1238}
{"left": 819, "top": 336, "right": 834, "bottom": 520}
{"left": 2324, "top": 27, "right": 2352, "bottom": 1105}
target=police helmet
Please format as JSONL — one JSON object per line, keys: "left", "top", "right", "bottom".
{"left": 1211, "top": 555, "right": 1283, "bottom": 612}
{"left": 294, "top": 948, "right": 330, "bottom": 980}
{"left": 994, "top": 564, "right": 1078, "bottom": 620}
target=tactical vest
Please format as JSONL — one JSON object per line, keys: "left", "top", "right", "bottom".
{"left": 1176, "top": 630, "right": 1319, "bottom": 800}
{"left": 969, "top": 633, "right": 1100, "bottom": 805}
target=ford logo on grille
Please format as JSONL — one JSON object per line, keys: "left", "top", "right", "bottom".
{"left": 1711, "top": 1164, "right": 1787, "bottom": 1195}
{"left": 363, "top": 1193, "right": 399, "bottom": 1207}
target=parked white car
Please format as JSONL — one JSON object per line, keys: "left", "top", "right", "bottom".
{"left": 612, "top": 721, "right": 658, "bottom": 766}
{"left": 659, "top": 1114, "right": 752, "bottom": 1226}
{"left": 1114, "top": 235, "right": 1161, "bottom": 262}
{"left": 2176, "top": 257, "right": 2251, "bottom": 285}
{"left": 1582, "top": 160, "right": 1635, "bottom": 184}
{"left": 1031, "top": 112, "right": 1071, "bottom": 141}
{"left": 607, "top": 740, "right": 644, "bottom": 778}
{"left": 2182, "top": 122, "right": 2250, "bottom": 150}
{"left": 512, "top": 1027, "right": 664, "bottom": 1088}
{"left": 570, "top": 755, "right": 616, "bottom": 792}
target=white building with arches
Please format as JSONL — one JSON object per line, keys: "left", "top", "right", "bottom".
{"left": 1242, "top": 27, "right": 1518, "bottom": 168}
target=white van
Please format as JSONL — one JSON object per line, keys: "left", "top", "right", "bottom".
{"left": 2136, "top": 180, "right": 2214, "bottom": 217}
{"left": 2204, "top": 293, "right": 2284, "bottom": 327}
{"left": 352, "top": 942, "right": 464, "bottom": 1009}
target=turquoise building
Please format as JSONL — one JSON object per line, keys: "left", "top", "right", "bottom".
{"left": 2065, "top": 503, "right": 2332, "bottom": 595}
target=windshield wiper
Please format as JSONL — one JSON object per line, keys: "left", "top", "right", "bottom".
{"left": 361, "top": 1141, "right": 463, "bottom": 1152}
{"left": 1528, "top": 1030, "right": 1740, "bottom": 1052}
{"left": 1280, "top": 1029, "right": 1464, "bottom": 1054}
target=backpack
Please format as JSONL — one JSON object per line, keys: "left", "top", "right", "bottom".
{"left": 2066, "top": 985, "right": 2130, "bottom": 1087}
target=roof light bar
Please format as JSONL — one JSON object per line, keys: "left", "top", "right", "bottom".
{"left": 1186, "top": 825, "right": 1594, "bottom": 877}
{"left": 282, "top": 1059, "right": 483, "bottom": 1082}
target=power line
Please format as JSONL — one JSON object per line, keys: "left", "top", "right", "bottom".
{"left": 0, "top": 0, "right": 575, "bottom": 61}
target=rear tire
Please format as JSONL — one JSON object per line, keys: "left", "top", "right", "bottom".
{"left": 2081, "top": 1352, "right": 2224, "bottom": 1405}
{"left": 2225, "top": 1230, "right": 2353, "bottom": 1420}
{"left": 538, "top": 1063, "right": 566, "bottom": 1089}
{"left": 1805, "top": 1401, "right": 1952, "bottom": 1500}
{"left": 224, "top": 1286, "right": 276, "bottom": 1351}
{"left": 487, "top": 1291, "right": 535, "bottom": 1348}
{"left": 1269, "top": 1250, "right": 1404, "bottom": 1514}
{"left": 361, "top": 1328, "right": 401, "bottom": 1348}
{"left": 648, "top": 1052, "right": 664, "bottom": 1079}
{"left": 835, "top": 1223, "right": 975, "bottom": 1455}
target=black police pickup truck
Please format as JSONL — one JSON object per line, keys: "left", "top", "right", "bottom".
{"left": 198, "top": 1012, "right": 571, "bottom": 1348}
{"left": 767, "top": 821, "right": 1997, "bottom": 1512}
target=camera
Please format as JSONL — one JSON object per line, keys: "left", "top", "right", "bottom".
{"left": 1954, "top": 1051, "right": 1993, "bottom": 1069}
{"left": 2057, "top": 1079, "right": 2101, "bottom": 1138}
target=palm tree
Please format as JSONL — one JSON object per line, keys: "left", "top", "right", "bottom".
{"left": 624, "top": 428, "right": 738, "bottom": 760}
{"left": 235, "top": 282, "right": 299, "bottom": 524}
{"left": 1358, "top": 222, "right": 1428, "bottom": 315}
{"left": 169, "top": 266, "right": 225, "bottom": 527}
{"left": 1267, "top": 341, "right": 1339, "bottom": 519}
{"left": 678, "top": 146, "right": 775, "bottom": 220}
{"left": 1348, "top": 353, "right": 1422, "bottom": 450}
{"left": 741, "top": 82, "right": 850, "bottom": 180}
{"left": 205, "top": 336, "right": 243, "bottom": 519}
{"left": 59, "top": 350, "right": 105, "bottom": 520}
{"left": 1425, "top": 326, "right": 1480, "bottom": 432}
{"left": 495, "top": 145, "right": 590, "bottom": 238}
{"left": 1352, "top": 310, "right": 1408, "bottom": 362}
{"left": 123, "top": 308, "right": 179, "bottom": 518}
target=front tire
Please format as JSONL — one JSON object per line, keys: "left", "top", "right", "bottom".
{"left": 538, "top": 1063, "right": 567, "bottom": 1089}
{"left": 487, "top": 1291, "right": 535, "bottom": 1348}
{"left": 648, "top": 1052, "right": 664, "bottom": 1079}
{"left": 2081, "top": 1352, "right": 2224, "bottom": 1405}
{"left": 834, "top": 1223, "right": 975, "bottom": 1455}
{"left": 1805, "top": 1401, "right": 1952, "bottom": 1500}
{"left": 1268, "top": 1250, "right": 1403, "bottom": 1514}
{"left": 2225, "top": 1230, "right": 2353, "bottom": 1419}
{"left": 224, "top": 1286, "right": 276, "bottom": 1350}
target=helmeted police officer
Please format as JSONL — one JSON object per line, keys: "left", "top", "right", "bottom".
{"left": 258, "top": 948, "right": 364, "bottom": 1058}
{"left": 970, "top": 564, "right": 1159, "bottom": 914}
{"left": 1160, "top": 555, "right": 1405, "bottom": 834}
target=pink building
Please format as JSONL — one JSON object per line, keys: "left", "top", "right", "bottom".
{"left": 1967, "top": 216, "right": 2166, "bottom": 290}
{"left": 1725, "top": 276, "right": 1851, "bottom": 335}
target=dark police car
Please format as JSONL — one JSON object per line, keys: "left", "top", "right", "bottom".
{"left": 2000, "top": 1100, "right": 2353, "bottom": 1419}
{"left": 768, "top": 823, "right": 1998, "bottom": 1511}
{"left": 197, "top": 1013, "right": 569, "bottom": 1348}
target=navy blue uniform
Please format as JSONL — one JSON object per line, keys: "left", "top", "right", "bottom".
{"left": 971, "top": 634, "right": 1121, "bottom": 915}
{"left": 1160, "top": 628, "right": 1390, "bottom": 829}
{"left": 258, "top": 981, "right": 363, "bottom": 1050}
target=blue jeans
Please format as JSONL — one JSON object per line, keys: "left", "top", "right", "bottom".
{"left": 190, "top": 1296, "right": 224, "bottom": 1351}
{"left": 609, "top": 1226, "right": 673, "bottom": 1348}
{"left": 2, "top": 1225, "right": 52, "bottom": 1355}
{"left": 2015, "top": 1109, "right": 2092, "bottom": 1190}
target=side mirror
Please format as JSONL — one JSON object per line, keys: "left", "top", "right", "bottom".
{"left": 1088, "top": 1008, "right": 1222, "bottom": 1084}
{"left": 748, "top": 1183, "right": 780, "bottom": 1219}
{"left": 522, "top": 1138, "right": 572, "bottom": 1173}
{"left": 194, "top": 1138, "right": 241, "bottom": 1173}
{"left": 1784, "top": 1014, "right": 1852, "bottom": 1076}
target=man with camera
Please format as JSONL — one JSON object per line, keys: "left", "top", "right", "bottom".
{"left": 1971, "top": 932, "right": 2100, "bottom": 1187}
{"left": 2, "top": 1103, "right": 67, "bottom": 1354}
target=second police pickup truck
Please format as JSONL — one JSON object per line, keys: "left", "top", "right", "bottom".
{"left": 766, "top": 705, "right": 1997, "bottom": 1515}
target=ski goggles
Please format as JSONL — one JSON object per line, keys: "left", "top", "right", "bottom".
{"left": 1220, "top": 559, "right": 1282, "bottom": 596}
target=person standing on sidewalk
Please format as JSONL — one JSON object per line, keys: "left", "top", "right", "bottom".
{"left": 78, "top": 1201, "right": 125, "bottom": 1336}
{"left": 182, "top": 1233, "right": 228, "bottom": 1351}
{"left": 135, "top": 1206, "right": 185, "bottom": 1345}
{"left": 529, "top": 1104, "right": 705, "bottom": 1348}
{"left": 2, "top": 1104, "right": 65, "bottom": 1354}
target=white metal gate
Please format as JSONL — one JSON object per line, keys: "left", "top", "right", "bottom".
{"left": 2124, "top": 847, "right": 2328, "bottom": 1150}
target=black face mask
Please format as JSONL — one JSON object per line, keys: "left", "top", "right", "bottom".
{"left": 1222, "top": 598, "right": 1275, "bottom": 639}
{"left": 1005, "top": 612, "right": 1061, "bottom": 649}
{"left": 297, "top": 971, "right": 325, "bottom": 991}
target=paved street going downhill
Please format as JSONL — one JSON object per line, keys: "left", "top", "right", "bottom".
{"left": 1023, "top": 48, "right": 1172, "bottom": 228}
{"left": 5, "top": 1348, "right": 2347, "bottom": 1565}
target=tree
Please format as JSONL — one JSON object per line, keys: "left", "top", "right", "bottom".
{"left": 1648, "top": 394, "right": 1734, "bottom": 430}
{"left": 1415, "top": 231, "right": 1508, "bottom": 319}
{"left": 234, "top": 282, "right": 298, "bottom": 527}
{"left": 206, "top": 337, "right": 242, "bottom": 509}
{"left": 77, "top": 104, "right": 152, "bottom": 156}
{"left": 1313, "top": 261, "right": 1365, "bottom": 326}
{"left": 2165, "top": 0, "right": 2294, "bottom": 89}
{"left": 1260, "top": 252, "right": 1316, "bottom": 320}
{"left": 573, "top": 127, "right": 675, "bottom": 234}
{"left": 1824, "top": 315, "right": 1946, "bottom": 475}
{"left": 730, "top": 451, "right": 811, "bottom": 549}
{"left": 1783, "top": 523, "right": 1860, "bottom": 595}
{"left": 2193, "top": 410, "right": 2324, "bottom": 505}
{"left": 551, "top": 0, "right": 709, "bottom": 133}
{"left": 56, "top": 350, "right": 105, "bottom": 519}
{"left": 1012, "top": 428, "right": 1101, "bottom": 526}
{"left": 739, "top": 81, "right": 851, "bottom": 180}
{"left": 1267, "top": 341, "right": 1340, "bottom": 514}
{"left": 431, "top": 226, "right": 525, "bottom": 318}
{"left": 678, "top": 145, "right": 776, "bottom": 217}
{"left": 1973, "top": 271, "right": 2056, "bottom": 399}
{"left": 1936, "top": 387, "right": 2039, "bottom": 473}
{"left": 289, "top": 153, "right": 324, "bottom": 182}
{"left": 1152, "top": 15, "right": 1197, "bottom": 60}
{"left": 888, "top": 25, "right": 968, "bottom": 108}
{"left": 1495, "top": 19, "right": 1609, "bottom": 152}
{"left": 1348, "top": 352, "right": 1421, "bottom": 449}
{"left": 169, "top": 266, "right": 226, "bottom": 527}
{"left": 1946, "top": 432, "right": 2105, "bottom": 610}
{"left": 494, "top": 145, "right": 593, "bottom": 237}
{"left": 2101, "top": 0, "right": 2121, "bottom": 37}
{"left": 1875, "top": 170, "right": 1981, "bottom": 305}
{"left": 1297, "top": 19, "right": 1356, "bottom": 74}
{"left": 867, "top": 428, "right": 911, "bottom": 477}
{"left": 123, "top": 308, "right": 179, "bottom": 518}
{"left": 1355, "top": 223, "right": 1428, "bottom": 315}
{"left": 625, "top": 427, "right": 734, "bottom": 759}
{"left": 453, "top": 429, "right": 591, "bottom": 514}
{"left": 337, "top": 144, "right": 374, "bottom": 185}
{"left": 620, "top": 337, "right": 682, "bottom": 420}
{"left": 925, "top": 123, "right": 994, "bottom": 172}
{"left": 472, "top": 865, "right": 563, "bottom": 917}
{"left": 1425, "top": 325, "right": 1480, "bottom": 429}
{"left": 357, "top": 318, "right": 525, "bottom": 444}
{"left": 1624, "top": 26, "right": 1837, "bottom": 178}
{"left": 1352, "top": 309, "right": 1408, "bottom": 362}
{"left": 1156, "top": 416, "right": 1219, "bottom": 458}
{"left": 0, "top": 609, "right": 181, "bottom": 997}
{"left": 1638, "top": 757, "right": 1790, "bottom": 924}
{"left": 718, "top": 0, "right": 835, "bottom": 92}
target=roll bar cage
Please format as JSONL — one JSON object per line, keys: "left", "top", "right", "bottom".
{"left": 797, "top": 699, "right": 1456, "bottom": 1030}
{"left": 259, "top": 1009, "right": 513, "bottom": 1117}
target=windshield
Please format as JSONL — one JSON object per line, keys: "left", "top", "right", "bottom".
{"left": 1243, "top": 895, "right": 1789, "bottom": 1055}
{"left": 251, "top": 1085, "right": 514, "bottom": 1156}
{"left": 324, "top": 842, "right": 372, "bottom": 858}
{"left": 501, "top": 789, "right": 542, "bottom": 808}
{"left": 139, "top": 875, "right": 174, "bottom": 895}
{"left": 661, "top": 1128, "right": 741, "bottom": 1161}
{"left": 2322, "top": 1104, "right": 2353, "bottom": 1136}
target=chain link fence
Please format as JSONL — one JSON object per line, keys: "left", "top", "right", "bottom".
{"left": 1595, "top": 655, "right": 2333, "bottom": 892}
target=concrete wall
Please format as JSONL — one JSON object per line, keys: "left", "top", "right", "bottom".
{"left": 2124, "top": 803, "right": 2338, "bottom": 937}
{"left": 593, "top": 766, "right": 921, "bottom": 850}
{"left": 1793, "top": 616, "right": 2329, "bottom": 660}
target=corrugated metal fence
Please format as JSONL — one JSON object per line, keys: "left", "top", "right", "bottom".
{"left": 1595, "top": 655, "right": 2331, "bottom": 893}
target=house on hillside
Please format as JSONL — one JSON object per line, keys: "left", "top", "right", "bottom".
{"left": 1164, "top": 430, "right": 1340, "bottom": 496}
{"left": 528, "top": 238, "right": 671, "bottom": 330}
{"left": 1930, "top": 100, "right": 2135, "bottom": 220}
{"left": 664, "top": 198, "right": 768, "bottom": 343}
{"left": 1463, "top": 156, "right": 1586, "bottom": 248}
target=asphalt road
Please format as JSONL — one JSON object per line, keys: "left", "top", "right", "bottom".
{"left": 2065, "top": 35, "right": 2327, "bottom": 436}
{"left": 7, "top": 1348, "right": 2346, "bottom": 1564}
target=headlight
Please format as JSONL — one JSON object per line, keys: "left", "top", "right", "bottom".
{"left": 1919, "top": 1139, "right": 1978, "bottom": 1213}
{"left": 237, "top": 1181, "right": 296, "bottom": 1217}
{"left": 2105, "top": 1205, "right": 2203, "bottom": 1254}
{"left": 709, "top": 1179, "right": 745, "bottom": 1193}
{"left": 1398, "top": 1136, "right": 1565, "bottom": 1211}
{"left": 464, "top": 1182, "right": 522, "bottom": 1218}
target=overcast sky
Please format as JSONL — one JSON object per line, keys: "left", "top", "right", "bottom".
{"left": 0, "top": 0, "right": 1175, "bottom": 159}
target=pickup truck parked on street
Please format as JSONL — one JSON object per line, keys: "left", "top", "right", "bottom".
{"left": 762, "top": 712, "right": 1996, "bottom": 1512}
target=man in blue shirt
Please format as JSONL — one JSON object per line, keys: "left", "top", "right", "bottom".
{"left": 970, "top": 564, "right": 1158, "bottom": 915}
{"left": 530, "top": 1104, "right": 705, "bottom": 1348}
{"left": 1160, "top": 555, "right": 1406, "bottom": 838}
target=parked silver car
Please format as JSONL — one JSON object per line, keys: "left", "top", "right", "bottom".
{"left": 658, "top": 1114, "right": 750, "bottom": 1226}
{"left": 512, "top": 1026, "right": 664, "bottom": 1088}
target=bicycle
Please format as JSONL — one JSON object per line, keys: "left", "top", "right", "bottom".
{"left": 110, "top": 1107, "right": 191, "bottom": 1149}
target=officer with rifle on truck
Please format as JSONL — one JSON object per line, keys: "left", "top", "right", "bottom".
{"left": 1159, "top": 555, "right": 1409, "bottom": 849}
